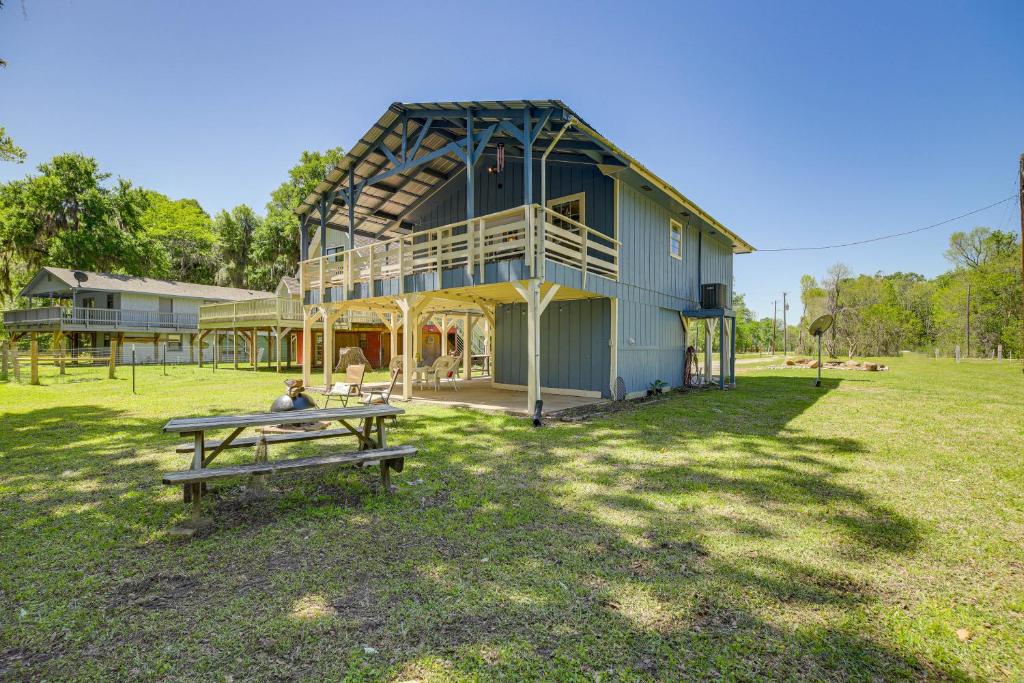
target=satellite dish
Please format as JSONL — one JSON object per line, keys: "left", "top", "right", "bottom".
{"left": 72, "top": 270, "right": 89, "bottom": 284}
{"left": 808, "top": 314, "right": 834, "bottom": 337}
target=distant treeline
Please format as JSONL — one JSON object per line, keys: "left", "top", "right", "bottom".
{"left": 735, "top": 227, "right": 1023, "bottom": 358}
{"left": 0, "top": 146, "right": 344, "bottom": 306}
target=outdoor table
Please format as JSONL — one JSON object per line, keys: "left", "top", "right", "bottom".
{"left": 163, "top": 404, "right": 404, "bottom": 496}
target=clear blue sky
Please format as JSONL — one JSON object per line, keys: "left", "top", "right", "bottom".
{"left": 1, "top": 0, "right": 1021, "bottom": 318}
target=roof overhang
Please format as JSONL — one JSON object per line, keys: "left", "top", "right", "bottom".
{"left": 297, "top": 100, "right": 754, "bottom": 253}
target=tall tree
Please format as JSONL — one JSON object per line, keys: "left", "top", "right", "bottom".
{"left": 0, "top": 127, "right": 26, "bottom": 163}
{"left": 247, "top": 147, "right": 345, "bottom": 291}
{"left": 213, "top": 205, "right": 261, "bottom": 288}
{"left": 140, "top": 190, "right": 217, "bottom": 283}
{"left": 0, "top": 153, "right": 163, "bottom": 302}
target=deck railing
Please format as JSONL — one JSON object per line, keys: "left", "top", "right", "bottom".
{"left": 299, "top": 203, "right": 620, "bottom": 299}
{"left": 198, "top": 297, "right": 380, "bottom": 326}
{"left": 198, "top": 297, "right": 304, "bottom": 325}
{"left": 2, "top": 306, "right": 198, "bottom": 330}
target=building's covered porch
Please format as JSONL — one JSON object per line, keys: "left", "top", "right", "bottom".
{"left": 302, "top": 280, "right": 611, "bottom": 416}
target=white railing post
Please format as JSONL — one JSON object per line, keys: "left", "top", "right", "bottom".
{"left": 525, "top": 205, "right": 534, "bottom": 277}
{"left": 319, "top": 256, "right": 326, "bottom": 305}
{"left": 397, "top": 239, "right": 404, "bottom": 294}
{"left": 581, "top": 224, "right": 588, "bottom": 289}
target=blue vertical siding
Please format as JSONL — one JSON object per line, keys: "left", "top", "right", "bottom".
{"left": 699, "top": 232, "right": 734, "bottom": 307}
{"left": 616, "top": 303, "right": 687, "bottom": 395}
{"left": 495, "top": 297, "right": 611, "bottom": 396}
{"left": 408, "top": 155, "right": 615, "bottom": 239}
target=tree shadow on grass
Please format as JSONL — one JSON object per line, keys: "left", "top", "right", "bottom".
{"left": 0, "top": 373, "right": 949, "bottom": 680}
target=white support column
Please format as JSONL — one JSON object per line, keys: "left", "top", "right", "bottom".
{"left": 609, "top": 297, "right": 619, "bottom": 397}
{"left": 323, "top": 310, "right": 336, "bottom": 389}
{"left": 274, "top": 326, "right": 282, "bottom": 373}
{"left": 440, "top": 314, "right": 449, "bottom": 357}
{"left": 511, "top": 282, "right": 559, "bottom": 414}
{"left": 302, "top": 309, "right": 313, "bottom": 388}
{"left": 463, "top": 313, "right": 473, "bottom": 379}
{"left": 396, "top": 295, "right": 422, "bottom": 400}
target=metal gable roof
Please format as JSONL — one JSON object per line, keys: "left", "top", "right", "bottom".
{"left": 298, "top": 100, "right": 754, "bottom": 253}
{"left": 21, "top": 267, "right": 274, "bottom": 301}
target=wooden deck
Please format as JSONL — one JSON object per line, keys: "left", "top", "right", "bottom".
{"left": 298, "top": 203, "right": 620, "bottom": 303}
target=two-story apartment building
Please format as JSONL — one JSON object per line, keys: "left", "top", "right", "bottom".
{"left": 293, "top": 100, "right": 754, "bottom": 413}
{"left": 3, "top": 267, "right": 273, "bottom": 363}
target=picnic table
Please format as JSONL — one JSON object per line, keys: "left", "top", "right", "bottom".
{"left": 162, "top": 404, "right": 414, "bottom": 519}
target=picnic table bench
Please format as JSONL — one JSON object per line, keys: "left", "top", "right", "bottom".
{"left": 162, "top": 404, "right": 413, "bottom": 519}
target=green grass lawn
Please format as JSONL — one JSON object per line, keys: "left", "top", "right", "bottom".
{"left": 1, "top": 357, "right": 1022, "bottom": 680}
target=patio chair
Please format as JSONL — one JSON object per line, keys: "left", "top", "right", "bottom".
{"left": 363, "top": 367, "right": 402, "bottom": 426}
{"left": 414, "top": 355, "right": 461, "bottom": 391}
{"left": 321, "top": 363, "right": 365, "bottom": 407}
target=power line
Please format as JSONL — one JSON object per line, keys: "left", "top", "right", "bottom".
{"left": 758, "top": 194, "right": 1018, "bottom": 252}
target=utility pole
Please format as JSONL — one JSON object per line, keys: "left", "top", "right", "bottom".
{"left": 782, "top": 292, "right": 789, "bottom": 358}
{"left": 1019, "top": 153, "right": 1023, "bottom": 372}
{"left": 772, "top": 300, "right": 777, "bottom": 356}
{"left": 965, "top": 281, "right": 971, "bottom": 359}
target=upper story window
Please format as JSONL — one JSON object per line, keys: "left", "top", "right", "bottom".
{"left": 547, "top": 192, "right": 586, "bottom": 230}
{"left": 670, "top": 219, "right": 683, "bottom": 260}
{"left": 106, "top": 294, "right": 114, "bottom": 309}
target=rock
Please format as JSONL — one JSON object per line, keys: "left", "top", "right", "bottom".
{"left": 808, "top": 360, "right": 820, "bottom": 368}
{"left": 863, "top": 362, "right": 879, "bottom": 371}
{"left": 785, "top": 359, "right": 796, "bottom": 366}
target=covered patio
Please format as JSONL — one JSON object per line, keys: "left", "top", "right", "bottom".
{"left": 367, "top": 376, "right": 607, "bottom": 416}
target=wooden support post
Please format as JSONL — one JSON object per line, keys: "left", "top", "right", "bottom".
{"left": 1, "top": 341, "right": 8, "bottom": 378}
{"left": 11, "top": 342, "right": 20, "bottom": 382}
{"left": 388, "top": 312, "right": 398, "bottom": 366}
{"left": 233, "top": 331, "right": 239, "bottom": 369}
{"left": 251, "top": 327, "right": 257, "bottom": 371}
{"left": 275, "top": 327, "right": 282, "bottom": 372}
{"left": 197, "top": 333, "right": 204, "bottom": 368}
{"left": 266, "top": 330, "right": 272, "bottom": 370}
{"left": 396, "top": 295, "right": 422, "bottom": 400}
{"left": 30, "top": 334, "right": 39, "bottom": 385}
{"left": 440, "top": 314, "right": 448, "bottom": 357}
{"left": 188, "top": 333, "right": 195, "bottom": 364}
{"left": 302, "top": 310, "right": 313, "bottom": 388}
{"left": 108, "top": 337, "right": 118, "bottom": 379}
{"left": 53, "top": 331, "right": 65, "bottom": 375}
{"left": 153, "top": 333, "right": 159, "bottom": 362}
{"left": 322, "top": 313, "right": 334, "bottom": 388}
{"left": 463, "top": 313, "right": 473, "bottom": 379}
{"left": 214, "top": 330, "right": 220, "bottom": 368}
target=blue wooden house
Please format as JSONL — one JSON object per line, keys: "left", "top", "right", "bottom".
{"left": 294, "top": 100, "right": 753, "bottom": 413}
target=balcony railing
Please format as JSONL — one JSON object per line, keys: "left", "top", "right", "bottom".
{"left": 198, "top": 296, "right": 380, "bottom": 327}
{"left": 298, "top": 203, "right": 620, "bottom": 299}
{"left": 2, "top": 306, "right": 198, "bottom": 330}
{"left": 199, "top": 297, "right": 304, "bottom": 325}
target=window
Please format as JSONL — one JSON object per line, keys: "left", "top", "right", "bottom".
{"left": 166, "top": 334, "right": 182, "bottom": 351}
{"left": 546, "top": 192, "right": 586, "bottom": 230}
{"left": 670, "top": 220, "right": 683, "bottom": 260}
{"left": 106, "top": 294, "right": 114, "bottom": 309}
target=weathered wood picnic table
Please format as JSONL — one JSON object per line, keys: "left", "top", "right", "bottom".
{"left": 161, "top": 404, "right": 414, "bottom": 518}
